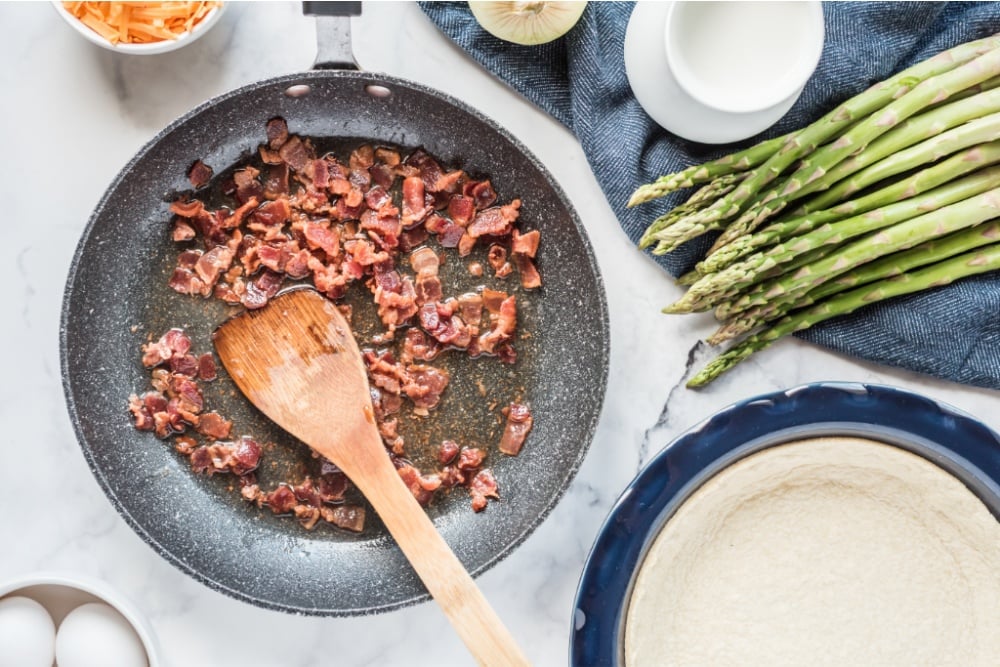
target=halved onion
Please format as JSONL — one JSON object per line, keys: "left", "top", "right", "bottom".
{"left": 469, "top": 1, "right": 588, "bottom": 46}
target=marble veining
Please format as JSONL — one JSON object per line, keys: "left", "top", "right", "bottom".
{"left": 3, "top": 2, "right": 1000, "bottom": 666}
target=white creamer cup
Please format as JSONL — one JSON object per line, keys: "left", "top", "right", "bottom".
{"left": 665, "top": 1, "right": 825, "bottom": 115}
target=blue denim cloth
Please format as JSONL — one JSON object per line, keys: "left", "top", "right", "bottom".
{"left": 421, "top": 1, "right": 1000, "bottom": 389}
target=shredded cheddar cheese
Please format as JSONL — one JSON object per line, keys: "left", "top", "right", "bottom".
{"left": 62, "top": 2, "right": 221, "bottom": 45}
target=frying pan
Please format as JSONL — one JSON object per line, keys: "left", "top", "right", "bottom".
{"left": 60, "top": 4, "right": 608, "bottom": 615}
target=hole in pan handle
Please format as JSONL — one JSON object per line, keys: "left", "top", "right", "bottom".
{"left": 303, "top": 1, "right": 362, "bottom": 71}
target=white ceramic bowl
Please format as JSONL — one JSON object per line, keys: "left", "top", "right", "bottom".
{"left": 0, "top": 571, "right": 160, "bottom": 667}
{"left": 53, "top": 1, "right": 225, "bottom": 55}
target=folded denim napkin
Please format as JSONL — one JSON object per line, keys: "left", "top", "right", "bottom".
{"left": 420, "top": 2, "right": 1000, "bottom": 389}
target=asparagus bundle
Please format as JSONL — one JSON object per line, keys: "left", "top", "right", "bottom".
{"left": 629, "top": 34, "right": 1000, "bottom": 387}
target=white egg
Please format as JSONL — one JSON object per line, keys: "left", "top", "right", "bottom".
{"left": 56, "top": 602, "right": 148, "bottom": 667}
{"left": 0, "top": 595, "right": 56, "bottom": 667}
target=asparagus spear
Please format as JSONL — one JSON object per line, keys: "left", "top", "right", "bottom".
{"left": 658, "top": 42, "right": 1000, "bottom": 242}
{"left": 706, "top": 48, "right": 1000, "bottom": 250}
{"left": 714, "top": 87, "right": 1000, "bottom": 246}
{"left": 797, "top": 111, "right": 1000, "bottom": 216}
{"left": 698, "top": 141, "right": 1000, "bottom": 274}
{"left": 687, "top": 242, "right": 1000, "bottom": 388}
{"left": 673, "top": 165, "right": 1000, "bottom": 312}
{"left": 628, "top": 136, "right": 788, "bottom": 207}
{"left": 710, "top": 221, "right": 1000, "bottom": 344}
{"left": 720, "top": 186, "right": 1000, "bottom": 317}
{"left": 638, "top": 173, "right": 744, "bottom": 249}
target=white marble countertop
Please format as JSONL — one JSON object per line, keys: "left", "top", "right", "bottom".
{"left": 3, "top": 2, "right": 999, "bottom": 666}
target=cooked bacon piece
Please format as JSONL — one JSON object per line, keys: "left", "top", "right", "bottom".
{"left": 278, "top": 135, "right": 312, "bottom": 171}
{"left": 410, "top": 246, "right": 441, "bottom": 305}
{"left": 241, "top": 269, "right": 283, "bottom": 310}
{"left": 401, "top": 327, "right": 441, "bottom": 364}
{"left": 189, "top": 446, "right": 213, "bottom": 474}
{"left": 364, "top": 349, "right": 408, "bottom": 395}
{"left": 196, "top": 412, "right": 232, "bottom": 440}
{"left": 294, "top": 504, "right": 322, "bottom": 530}
{"left": 233, "top": 167, "right": 263, "bottom": 205}
{"left": 499, "top": 403, "right": 533, "bottom": 456}
{"left": 194, "top": 246, "right": 234, "bottom": 290}
{"left": 464, "top": 179, "right": 497, "bottom": 209}
{"left": 349, "top": 167, "right": 371, "bottom": 191}
{"left": 457, "top": 292, "right": 483, "bottom": 329}
{"left": 468, "top": 199, "right": 521, "bottom": 238}
{"left": 251, "top": 199, "right": 290, "bottom": 226}
{"left": 479, "top": 295, "right": 516, "bottom": 354}
{"left": 458, "top": 447, "right": 486, "bottom": 471}
{"left": 172, "top": 219, "right": 196, "bottom": 241}
{"left": 335, "top": 194, "right": 365, "bottom": 221}
{"left": 399, "top": 225, "right": 429, "bottom": 253}
{"left": 321, "top": 505, "right": 365, "bottom": 532}
{"left": 188, "top": 159, "right": 213, "bottom": 189}
{"left": 306, "top": 158, "right": 330, "bottom": 189}
{"left": 128, "top": 393, "right": 155, "bottom": 431}
{"left": 222, "top": 197, "right": 260, "bottom": 231}
{"left": 419, "top": 302, "right": 471, "bottom": 348}
{"left": 168, "top": 268, "right": 203, "bottom": 296}
{"left": 469, "top": 469, "right": 499, "bottom": 512}
{"left": 266, "top": 117, "right": 289, "bottom": 149}
{"left": 364, "top": 184, "right": 392, "bottom": 211}
{"left": 403, "top": 365, "right": 450, "bottom": 410}
{"left": 318, "top": 471, "right": 348, "bottom": 503}
{"left": 406, "top": 149, "right": 444, "bottom": 192}
{"left": 293, "top": 477, "right": 322, "bottom": 507}
{"left": 397, "top": 463, "right": 442, "bottom": 506}
{"left": 375, "top": 147, "right": 400, "bottom": 167}
{"left": 170, "top": 199, "right": 204, "bottom": 218}
{"left": 373, "top": 264, "right": 418, "bottom": 327}
{"left": 284, "top": 249, "right": 312, "bottom": 279}
{"left": 468, "top": 261, "right": 484, "bottom": 277}
{"left": 169, "top": 353, "right": 199, "bottom": 377}
{"left": 434, "top": 170, "right": 465, "bottom": 194}
{"left": 369, "top": 162, "right": 396, "bottom": 190}
{"left": 511, "top": 229, "right": 540, "bottom": 258}
{"left": 262, "top": 163, "right": 289, "bottom": 199}
{"left": 198, "top": 354, "right": 217, "bottom": 381}
{"left": 458, "top": 232, "right": 476, "bottom": 257}
{"left": 438, "top": 440, "right": 460, "bottom": 465}
{"left": 259, "top": 146, "right": 283, "bottom": 165}
{"left": 267, "top": 485, "right": 297, "bottom": 514}
{"left": 514, "top": 254, "right": 542, "bottom": 289}
{"left": 231, "top": 436, "right": 262, "bottom": 475}
{"left": 448, "top": 195, "right": 476, "bottom": 226}
{"left": 303, "top": 222, "right": 340, "bottom": 258}
{"left": 401, "top": 176, "right": 431, "bottom": 227}
{"left": 174, "top": 435, "right": 197, "bottom": 455}
{"left": 350, "top": 144, "right": 375, "bottom": 171}
{"left": 361, "top": 209, "right": 402, "bottom": 249}
{"left": 141, "top": 328, "right": 192, "bottom": 368}
{"left": 257, "top": 245, "right": 285, "bottom": 273}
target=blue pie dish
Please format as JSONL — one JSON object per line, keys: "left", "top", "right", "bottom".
{"left": 570, "top": 382, "right": 1000, "bottom": 666}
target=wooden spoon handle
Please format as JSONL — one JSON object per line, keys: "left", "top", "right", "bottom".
{"left": 358, "top": 452, "right": 531, "bottom": 667}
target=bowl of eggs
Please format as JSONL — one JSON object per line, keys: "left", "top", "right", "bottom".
{"left": 0, "top": 572, "right": 157, "bottom": 667}
{"left": 53, "top": 1, "right": 225, "bottom": 55}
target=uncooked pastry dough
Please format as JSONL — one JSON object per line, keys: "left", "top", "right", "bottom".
{"left": 625, "top": 437, "right": 1000, "bottom": 666}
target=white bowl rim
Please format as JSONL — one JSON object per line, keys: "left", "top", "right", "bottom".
{"left": 0, "top": 570, "right": 161, "bottom": 667}
{"left": 52, "top": 1, "right": 225, "bottom": 55}
{"left": 664, "top": 0, "right": 825, "bottom": 115}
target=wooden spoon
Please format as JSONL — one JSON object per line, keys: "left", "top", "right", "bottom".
{"left": 213, "top": 288, "right": 530, "bottom": 667}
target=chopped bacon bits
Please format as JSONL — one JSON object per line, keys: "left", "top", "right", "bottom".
{"left": 132, "top": 120, "right": 543, "bottom": 533}
{"left": 499, "top": 403, "right": 534, "bottom": 456}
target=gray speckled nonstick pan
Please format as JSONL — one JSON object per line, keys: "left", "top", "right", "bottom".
{"left": 59, "top": 5, "right": 608, "bottom": 615}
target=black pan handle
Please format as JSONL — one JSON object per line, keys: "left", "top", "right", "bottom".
{"left": 303, "top": 1, "right": 362, "bottom": 70}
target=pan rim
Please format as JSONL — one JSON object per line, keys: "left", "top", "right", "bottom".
{"left": 59, "top": 69, "right": 610, "bottom": 616}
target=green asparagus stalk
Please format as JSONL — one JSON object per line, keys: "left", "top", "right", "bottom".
{"left": 720, "top": 187, "right": 1000, "bottom": 317}
{"left": 705, "top": 48, "right": 1000, "bottom": 250}
{"left": 709, "top": 221, "right": 1000, "bottom": 344}
{"left": 658, "top": 42, "right": 1000, "bottom": 242}
{"left": 711, "top": 246, "right": 832, "bottom": 322}
{"left": 698, "top": 141, "right": 1000, "bottom": 274}
{"left": 714, "top": 87, "right": 1000, "bottom": 247}
{"left": 627, "top": 135, "right": 788, "bottom": 207}
{"left": 687, "top": 242, "right": 1000, "bottom": 387}
{"left": 795, "top": 110, "right": 1000, "bottom": 216}
{"left": 638, "top": 173, "right": 744, "bottom": 249}
{"left": 672, "top": 165, "right": 1000, "bottom": 312}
